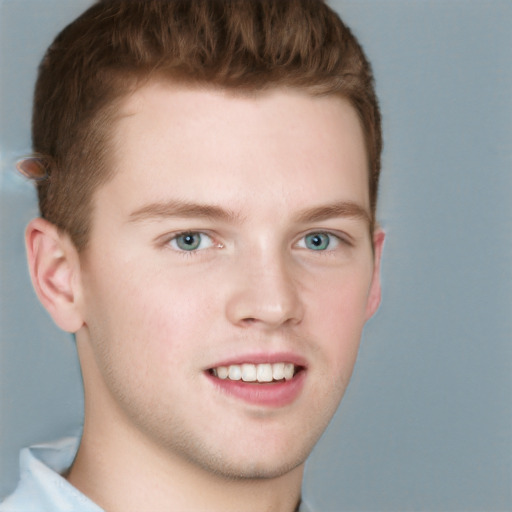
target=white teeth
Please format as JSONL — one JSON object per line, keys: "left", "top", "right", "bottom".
{"left": 272, "top": 362, "right": 285, "bottom": 380}
{"left": 217, "top": 366, "right": 229, "bottom": 379}
{"left": 283, "top": 363, "right": 295, "bottom": 381}
{"left": 212, "top": 363, "right": 297, "bottom": 382}
{"left": 241, "top": 364, "right": 257, "bottom": 382}
{"left": 228, "top": 365, "right": 242, "bottom": 380}
{"left": 257, "top": 364, "right": 273, "bottom": 382}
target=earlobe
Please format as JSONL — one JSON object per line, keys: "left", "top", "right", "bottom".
{"left": 365, "top": 229, "right": 385, "bottom": 320}
{"left": 25, "top": 218, "right": 84, "bottom": 333}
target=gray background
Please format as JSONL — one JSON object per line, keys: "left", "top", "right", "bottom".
{"left": 1, "top": 0, "right": 511, "bottom": 510}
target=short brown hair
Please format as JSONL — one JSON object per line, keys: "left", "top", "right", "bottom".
{"left": 32, "top": 0, "right": 381, "bottom": 250}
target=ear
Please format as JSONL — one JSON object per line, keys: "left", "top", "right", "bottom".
{"left": 25, "top": 217, "right": 84, "bottom": 332}
{"left": 365, "top": 229, "right": 385, "bottom": 320}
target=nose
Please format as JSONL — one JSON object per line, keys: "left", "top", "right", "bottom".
{"left": 225, "top": 251, "right": 304, "bottom": 329}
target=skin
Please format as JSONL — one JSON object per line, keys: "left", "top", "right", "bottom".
{"left": 27, "top": 83, "right": 384, "bottom": 512}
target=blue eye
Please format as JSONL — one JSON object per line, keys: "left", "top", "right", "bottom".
{"left": 170, "top": 232, "right": 213, "bottom": 251}
{"left": 301, "top": 232, "right": 338, "bottom": 251}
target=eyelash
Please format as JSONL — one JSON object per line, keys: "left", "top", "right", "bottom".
{"left": 166, "top": 231, "right": 219, "bottom": 254}
{"left": 296, "top": 231, "right": 351, "bottom": 252}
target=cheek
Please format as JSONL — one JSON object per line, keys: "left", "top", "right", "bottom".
{"left": 307, "top": 269, "right": 372, "bottom": 368}
{"left": 310, "top": 267, "right": 371, "bottom": 328}
{"left": 82, "top": 259, "right": 218, "bottom": 367}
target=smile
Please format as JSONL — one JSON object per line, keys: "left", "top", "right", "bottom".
{"left": 210, "top": 363, "right": 298, "bottom": 383}
{"left": 206, "top": 358, "right": 306, "bottom": 407}
{"left": 205, "top": 353, "right": 307, "bottom": 407}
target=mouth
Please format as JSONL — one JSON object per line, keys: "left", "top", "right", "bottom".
{"left": 205, "top": 358, "right": 307, "bottom": 407}
{"left": 208, "top": 362, "right": 302, "bottom": 383}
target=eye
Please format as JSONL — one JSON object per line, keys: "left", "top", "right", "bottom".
{"left": 170, "top": 232, "right": 214, "bottom": 252}
{"left": 299, "top": 232, "right": 340, "bottom": 251}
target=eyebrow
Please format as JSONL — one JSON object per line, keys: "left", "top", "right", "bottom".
{"left": 295, "top": 201, "right": 371, "bottom": 225}
{"left": 128, "top": 199, "right": 370, "bottom": 225}
{"left": 128, "top": 199, "right": 242, "bottom": 223}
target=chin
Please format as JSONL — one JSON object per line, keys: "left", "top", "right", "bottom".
{"left": 179, "top": 434, "right": 315, "bottom": 482}
{"left": 202, "top": 453, "right": 307, "bottom": 481}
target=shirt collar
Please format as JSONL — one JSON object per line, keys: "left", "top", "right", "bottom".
{"left": 2, "top": 437, "right": 102, "bottom": 512}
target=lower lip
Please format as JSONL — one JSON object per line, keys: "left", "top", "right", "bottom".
{"left": 206, "top": 371, "right": 306, "bottom": 408}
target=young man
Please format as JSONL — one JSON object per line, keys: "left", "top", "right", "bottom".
{"left": 2, "top": 1, "right": 384, "bottom": 511}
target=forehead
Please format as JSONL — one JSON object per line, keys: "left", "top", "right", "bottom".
{"left": 115, "top": 82, "right": 366, "bottom": 159}
{"left": 100, "top": 82, "right": 369, "bottom": 220}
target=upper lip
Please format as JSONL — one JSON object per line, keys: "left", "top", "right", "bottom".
{"left": 206, "top": 352, "right": 308, "bottom": 370}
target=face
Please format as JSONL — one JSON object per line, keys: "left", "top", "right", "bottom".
{"left": 75, "top": 83, "right": 383, "bottom": 480}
